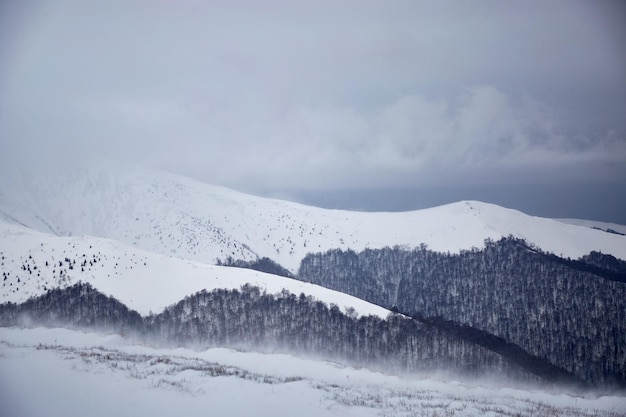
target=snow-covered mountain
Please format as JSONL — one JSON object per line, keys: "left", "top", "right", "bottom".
{"left": 2, "top": 167, "right": 626, "bottom": 391}
{"left": 1, "top": 167, "right": 625, "bottom": 273}
{"left": 0, "top": 219, "right": 390, "bottom": 318}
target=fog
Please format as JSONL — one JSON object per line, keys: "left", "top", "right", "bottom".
{"left": 3, "top": 327, "right": 624, "bottom": 417}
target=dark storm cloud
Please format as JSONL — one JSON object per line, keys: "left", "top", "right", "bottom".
{"left": 1, "top": 0, "right": 625, "bottom": 219}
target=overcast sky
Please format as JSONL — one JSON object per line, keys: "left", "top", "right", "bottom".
{"left": 1, "top": 0, "right": 625, "bottom": 222}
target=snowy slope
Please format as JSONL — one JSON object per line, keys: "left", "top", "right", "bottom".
{"left": 1, "top": 327, "right": 624, "bottom": 417}
{"left": 556, "top": 218, "right": 626, "bottom": 236}
{"left": 0, "top": 219, "right": 390, "bottom": 318}
{"left": 1, "top": 167, "right": 625, "bottom": 273}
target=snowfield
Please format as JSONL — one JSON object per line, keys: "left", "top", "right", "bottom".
{"left": 556, "top": 218, "right": 626, "bottom": 236}
{"left": 1, "top": 327, "right": 624, "bottom": 417}
{"left": 0, "top": 219, "right": 391, "bottom": 318}
{"left": 1, "top": 167, "right": 625, "bottom": 272}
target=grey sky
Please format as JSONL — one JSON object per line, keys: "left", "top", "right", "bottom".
{"left": 1, "top": 0, "right": 625, "bottom": 222}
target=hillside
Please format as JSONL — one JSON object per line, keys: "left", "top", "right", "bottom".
{"left": 0, "top": 219, "right": 389, "bottom": 319}
{"left": 1, "top": 167, "right": 625, "bottom": 272}
{"left": 556, "top": 218, "right": 626, "bottom": 236}
{"left": 297, "top": 240, "right": 626, "bottom": 386}
{"left": 1, "top": 282, "right": 529, "bottom": 379}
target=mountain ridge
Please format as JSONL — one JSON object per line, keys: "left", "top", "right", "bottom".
{"left": 1, "top": 167, "right": 624, "bottom": 273}
{"left": 0, "top": 218, "right": 390, "bottom": 319}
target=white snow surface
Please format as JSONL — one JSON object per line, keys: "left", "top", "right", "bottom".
{"left": 556, "top": 218, "right": 626, "bottom": 236}
{"left": 1, "top": 327, "right": 624, "bottom": 417}
{"left": 0, "top": 219, "right": 390, "bottom": 318}
{"left": 1, "top": 167, "right": 625, "bottom": 273}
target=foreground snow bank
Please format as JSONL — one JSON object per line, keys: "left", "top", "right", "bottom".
{"left": 1, "top": 327, "right": 624, "bottom": 417}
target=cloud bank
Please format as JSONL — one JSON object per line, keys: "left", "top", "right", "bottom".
{"left": 1, "top": 0, "right": 625, "bottom": 198}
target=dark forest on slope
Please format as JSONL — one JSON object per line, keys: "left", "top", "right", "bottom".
{"left": 297, "top": 237, "right": 626, "bottom": 387}
{"left": 0, "top": 282, "right": 540, "bottom": 382}
{"left": 1, "top": 236, "right": 623, "bottom": 389}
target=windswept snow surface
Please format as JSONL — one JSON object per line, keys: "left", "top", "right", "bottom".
{"left": 1, "top": 327, "right": 624, "bottom": 417}
{"left": 0, "top": 219, "right": 390, "bottom": 318}
{"left": 1, "top": 167, "right": 625, "bottom": 272}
